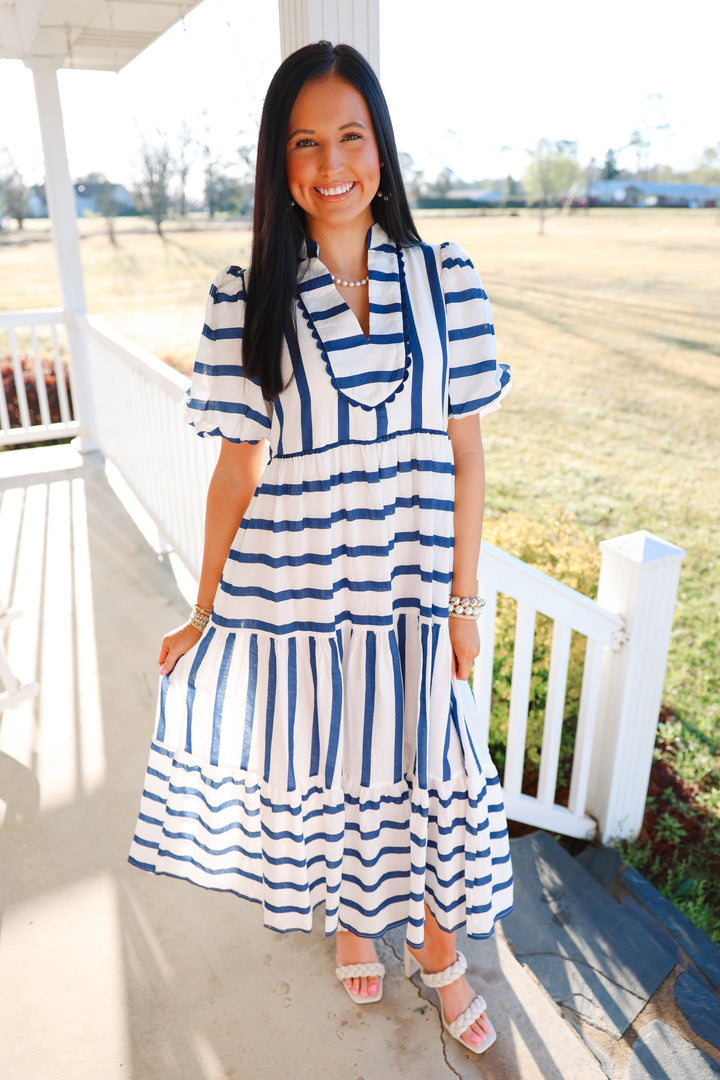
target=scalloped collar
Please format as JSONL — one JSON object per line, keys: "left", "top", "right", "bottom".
{"left": 295, "top": 224, "right": 411, "bottom": 410}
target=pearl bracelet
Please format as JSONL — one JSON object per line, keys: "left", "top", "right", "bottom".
{"left": 448, "top": 594, "right": 486, "bottom": 620}
{"left": 189, "top": 605, "right": 212, "bottom": 632}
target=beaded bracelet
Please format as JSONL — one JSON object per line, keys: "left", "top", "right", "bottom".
{"left": 188, "top": 605, "right": 212, "bottom": 632}
{"left": 448, "top": 594, "right": 486, "bottom": 620}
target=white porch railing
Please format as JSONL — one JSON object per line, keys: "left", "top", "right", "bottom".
{"left": 73, "top": 312, "right": 219, "bottom": 576}
{"left": 0, "top": 309, "right": 79, "bottom": 446}
{"left": 2, "top": 307, "right": 685, "bottom": 845}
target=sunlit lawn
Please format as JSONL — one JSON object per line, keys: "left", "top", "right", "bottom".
{"left": 2, "top": 208, "right": 719, "bottom": 804}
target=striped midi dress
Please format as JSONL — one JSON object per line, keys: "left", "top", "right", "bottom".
{"left": 129, "top": 223, "right": 514, "bottom": 945}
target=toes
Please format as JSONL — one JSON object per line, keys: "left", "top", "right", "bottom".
{"left": 463, "top": 1021, "right": 484, "bottom": 1047}
{"left": 345, "top": 977, "right": 359, "bottom": 995}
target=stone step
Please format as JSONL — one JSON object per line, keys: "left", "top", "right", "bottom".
{"left": 501, "top": 832, "right": 720, "bottom": 1079}
{"left": 503, "top": 833, "right": 677, "bottom": 1039}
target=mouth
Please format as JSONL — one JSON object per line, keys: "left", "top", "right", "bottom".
{"left": 314, "top": 181, "right": 357, "bottom": 199}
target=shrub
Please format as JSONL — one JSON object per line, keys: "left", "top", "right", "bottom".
{"left": 482, "top": 510, "right": 601, "bottom": 789}
{"left": 1, "top": 352, "right": 74, "bottom": 434}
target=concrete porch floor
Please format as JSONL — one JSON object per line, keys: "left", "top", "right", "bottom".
{"left": 0, "top": 444, "right": 608, "bottom": 1080}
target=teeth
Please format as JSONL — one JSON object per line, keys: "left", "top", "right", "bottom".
{"left": 316, "top": 182, "right": 354, "bottom": 196}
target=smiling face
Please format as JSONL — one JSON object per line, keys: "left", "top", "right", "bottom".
{"left": 285, "top": 73, "right": 382, "bottom": 239}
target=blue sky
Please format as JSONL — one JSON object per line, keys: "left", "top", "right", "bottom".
{"left": 1, "top": 0, "right": 717, "bottom": 193}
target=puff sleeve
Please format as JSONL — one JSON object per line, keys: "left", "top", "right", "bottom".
{"left": 441, "top": 242, "right": 511, "bottom": 418}
{"left": 184, "top": 267, "right": 274, "bottom": 443}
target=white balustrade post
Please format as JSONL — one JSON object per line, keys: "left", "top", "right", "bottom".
{"left": 586, "top": 531, "right": 685, "bottom": 843}
{"left": 278, "top": 0, "right": 380, "bottom": 70}
{"left": 29, "top": 62, "right": 97, "bottom": 450}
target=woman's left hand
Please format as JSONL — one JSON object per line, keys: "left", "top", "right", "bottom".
{"left": 449, "top": 617, "right": 480, "bottom": 680}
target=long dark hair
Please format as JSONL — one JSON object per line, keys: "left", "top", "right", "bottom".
{"left": 242, "top": 41, "right": 421, "bottom": 399}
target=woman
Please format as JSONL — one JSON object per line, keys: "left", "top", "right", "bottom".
{"left": 129, "top": 41, "right": 512, "bottom": 1054}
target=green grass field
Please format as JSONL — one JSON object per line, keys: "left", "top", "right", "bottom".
{"left": 2, "top": 207, "right": 719, "bottom": 934}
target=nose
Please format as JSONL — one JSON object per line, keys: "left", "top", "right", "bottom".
{"left": 319, "top": 141, "right": 343, "bottom": 176}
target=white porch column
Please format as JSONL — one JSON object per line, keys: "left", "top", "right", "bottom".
{"left": 278, "top": 0, "right": 380, "bottom": 70}
{"left": 29, "top": 62, "right": 96, "bottom": 445}
{"left": 586, "top": 531, "right": 686, "bottom": 843}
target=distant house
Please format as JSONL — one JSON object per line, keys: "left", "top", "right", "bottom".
{"left": 587, "top": 180, "right": 720, "bottom": 208}
{"left": 26, "top": 182, "right": 135, "bottom": 218}
{"left": 417, "top": 187, "right": 510, "bottom": 210}
{"left": 74, "top": 182, "right": 135, "bottom": 216}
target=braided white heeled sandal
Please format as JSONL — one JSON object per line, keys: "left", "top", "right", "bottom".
{"left": 404, "top": 945, "right": 496, "bottom": 1053}
{"left": 335, "top": 930, "right": 385, "bottom": 1003}
{"left": 335, "top": 960, "right": 386, "bottom": 1003}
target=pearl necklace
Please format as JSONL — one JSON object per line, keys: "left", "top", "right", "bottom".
{"left": 332, "top": 273, "right": 368, "bottom": 288}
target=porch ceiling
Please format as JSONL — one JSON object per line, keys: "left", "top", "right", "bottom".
{"left": 0, "top": 0, "right": 203, "bottom": 71}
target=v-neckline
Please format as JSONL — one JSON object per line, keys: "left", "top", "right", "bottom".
{"left": 296, "top": 226, "right": 412, "bottom": 411}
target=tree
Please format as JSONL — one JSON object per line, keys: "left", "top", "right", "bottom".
{"left": 398, "top": 151, "right": 424, "bottom": 204}
{"left": 601, "top": 149, "right": 620, "bottom": 181}
{"left": 523, "top": 139, "right": 580, "bottom": 233}
{"left": 76, "top": 171, "right": 122, "bottom": 245}
{"left": 136, "top": 136, "right": 173, "bottom": 236}
{"left": 0, "top": 158, "right": 30, "bottom": 230}
{"left": 688, "top": 144, "right": 720, "bottom": 186}
{"left": 175, "top": 120, "right": 196, "bottom": 217}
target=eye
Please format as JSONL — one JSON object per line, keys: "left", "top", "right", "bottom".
{"left": 293, "top": 137, "right": 317, "bottom": 148}
{"left": 341, "top": 131, "right": 363, "bottom": 142}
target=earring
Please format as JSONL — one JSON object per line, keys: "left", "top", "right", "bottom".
{"left": 288, "top": 199, "right": 295, "bottom": 209}
{"left": 375, "top": 190, "right": 390, "bottom": 202}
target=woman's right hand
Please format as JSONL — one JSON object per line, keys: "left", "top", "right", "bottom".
{"left": 159, "top": 621, "right": 203, "bottom": 676}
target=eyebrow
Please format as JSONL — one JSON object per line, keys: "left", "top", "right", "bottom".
{"left": 287, "top": 120, "right": 368, "bottom": 140}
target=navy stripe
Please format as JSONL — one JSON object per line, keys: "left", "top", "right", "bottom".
{"left": 201, "top": 324, "right": 243, "bottom": 341}
{"left": 193, "top": 362, "right": 250, "bottom": 377}
{"left": 241, "top": 634, "right": 258, "bottom": 770}
{"left": 211, "top": 632, "right": 235, "bottom": 765}
{"left": 449, "top": 359, "right": 496, "bottom": 379}
{"left": 369, "top": 301, "right": 402, "bottom": 314}
{"left": 271, "top": 426, "right": 449, "bottom": 461}
{"left": 337, "top": 394, "right": 349, "bottom": 442}
{"left": 274, "top": 394, "right": 285, "bottom": 457}
{"left": 405, "top": 256, "right": 425, "bottom": 430}
{"left": 325, "top": 332, "right": 404, "bottom": 351}
{"left": 298, "top": 272, "right": 333, "bottom": 293}
{"left": 210, "top": 280, "right": 245, "bottom": 301}
{"left": 361, "top": 632, "right": 376, "bottom": 787}
{"left": 239, "top": 495, "right": 454, "bottom": 533}
{"left": 334, "top": 365, "right": 405, "bottom": 387}
{"left": 448, "top": 323, "right": 494, "bottom": 342}
{"left": 211, "top": 604, "right": 445, "bottom": 635}
{"left": 185, "top": 627, "right": 215, "bottom": 754}
{"left": 263, "top": 639, "right": 277, "bottom": 783}
{"left": 441, "top": 254, "right": 473, "bottom": 269}
{"left": 325, "top": 638, "right": 342, "bottom": 788}
{"left": 376, "top": 403, "right": 388, "bottom": 439}
{"left": 228, "top": 531, "right": 454, "bottom": 570}
{"left": 417, "top": 623, "right": 429, "bottom": 788}
{"left": 308, "top": 302, "right": 346, "bottom": 321}
{"left": 256, "top": 457, "right": 454, "bottom": 498}
{"left": 292, "top": 346, "right": 313, "bottom": 452}
{"left": 389, "top": 630, "right": 404, "bottom": 783}
{"left": 187, "top": 397, "right": 271, "bottom": 428}
{"left": 397, "top": 612, "right": 407, "bottom": 688}
{"left": 308, "top": 638, "right": 320, "bottom": 778}
{"left": 445, "top": 287, "right": 487, "bottom": 303}
{"left": 156, "top": 674, "right": 170, "bottom": 741}
{"left": 286, "top": 638, "right": 297, "bottom": 791}
{"left": 422, "top": 242, "right": 448, "bottom": 406}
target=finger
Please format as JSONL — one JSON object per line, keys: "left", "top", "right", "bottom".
{"left": 160, "top": 648, "right": 178, "bottom": 676}
{"left": 158, "top": 641, "right": 169, "bottom": 666}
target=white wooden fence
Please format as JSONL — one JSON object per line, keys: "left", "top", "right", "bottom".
{"left": 1, "top": 308, "right": 685, "bottom": 843}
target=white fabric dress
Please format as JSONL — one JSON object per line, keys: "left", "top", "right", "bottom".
{"left": 129, "top": 223, "right": 514, "bottom": 947}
